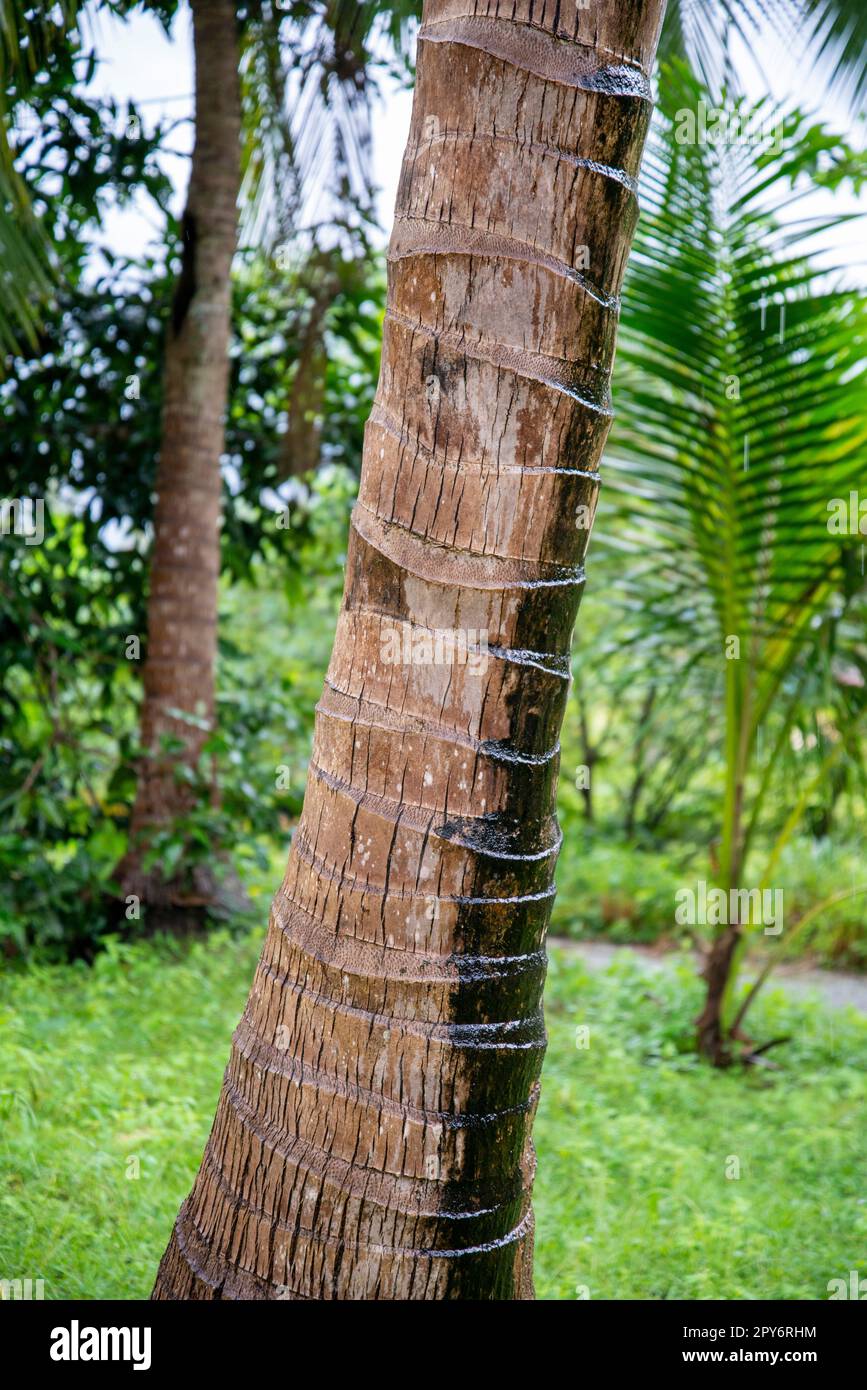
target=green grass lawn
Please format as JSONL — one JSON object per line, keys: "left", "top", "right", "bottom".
{"left": 1, "top": 927, "right": 865, "bottom": 1300}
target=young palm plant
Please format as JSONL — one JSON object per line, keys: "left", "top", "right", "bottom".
{"left": 601, "top": 64, "right": 867, "bottom": 1065}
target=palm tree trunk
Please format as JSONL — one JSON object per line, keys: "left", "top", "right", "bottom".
{"left": 695, "top": 924, "right": 741, "bottom": 1064}
{"left": 117, "top": 0, "right": 240, "bottom": 927}
{"left": 154, "top": 0, "right": 667, "bottom": 1301}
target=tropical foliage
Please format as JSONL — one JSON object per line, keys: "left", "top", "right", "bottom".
{"left": 593, "top": 65, "right": 867, "bottom": 1055}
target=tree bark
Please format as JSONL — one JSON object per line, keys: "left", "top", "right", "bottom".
{"left": 278, "top": 257, "right": 338, "bottom": 481}
{"left": 695, "top": 924, "right": 741, "bottom": 1066}
{"left": 154, "top": 0, "right": 666, "bottom": 1300}
{"left": 117, "top": 0, "right": 241, "bottom": 926}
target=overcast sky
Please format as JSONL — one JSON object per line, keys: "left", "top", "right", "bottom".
{"left": 79, "top": 1, "right": 865, "bottom": 282}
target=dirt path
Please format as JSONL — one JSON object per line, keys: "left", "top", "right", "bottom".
{"left": 548, "top": 937, "right": 867, "bottom": 1015}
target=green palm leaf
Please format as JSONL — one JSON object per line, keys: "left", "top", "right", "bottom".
{"left": 0, "top": 0, "right": 83, "bottom": 363}
{"left": 603, "top": 63, "right": 867, "bottom": 885}
{"left": 661, "top": 0, "right": 867, "bottom": 105}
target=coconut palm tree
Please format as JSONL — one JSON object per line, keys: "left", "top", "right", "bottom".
{"left": 599, "top": 63, "right": 867, "bottom": 1063}
{"left": 152, "top": 0, "right": 668, "bottom": 1300}
{"left": 117, "top": 0, "right": 419, "bottom": 922}
{"left": 115, "top": 0, "right": 243, "bottom": 924}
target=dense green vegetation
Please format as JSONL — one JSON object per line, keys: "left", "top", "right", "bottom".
{"left": 6, "top": 523, "right": 863, "bottom": 971}
{"left": 2, "top": 927, "right": 864, "bottom": 1299}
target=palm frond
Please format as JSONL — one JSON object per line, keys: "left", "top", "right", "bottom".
{"left": 0, "top": 0, "right": 83, "bottom": 365}
{"left": 602, "top": 64, "right": 867, "bottom": 828}
{"left": 660, "top": 0, "right": 867, "bottom": 106}
{"left": 803, "top": 0, "right": 867, "bottom": 106}
{"left": 239, "top": 0, "right": 420, "bottom": 252}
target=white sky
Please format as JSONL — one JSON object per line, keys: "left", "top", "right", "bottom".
{"left": 79, "top": 0, "right": 414, "bottom": 265}
{"left": 79, "top": 0, "right": 864, "bottom": 282}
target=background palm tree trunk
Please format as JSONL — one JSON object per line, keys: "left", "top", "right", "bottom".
{"left": 154, "top": 0, "right": 666, "bottom": 1300}
{"left": 117, "top": 0, "right": 240, "bottom": 926}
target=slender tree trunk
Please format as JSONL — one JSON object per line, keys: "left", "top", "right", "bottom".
{"left": 279, "top": 260, "right": 337, "bottom": 480}
{"left": 574, "top": 672, "right": 597, "bottom": 823}
{"left": 696, "top": 712, "right": 748, "bottom": 1060}
{"left": 623, "top": 683, "right": 656, "bottom": 836}
{"left": 695, "top": 923, "right": 741, "bottom": 1065}
{"left": 154, "top": 0, "right": 666, "bottom": 1301}
{"left": 117, "top": 0, "right": 241, "bottom": 927}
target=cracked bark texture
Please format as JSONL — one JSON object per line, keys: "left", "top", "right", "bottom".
{"left": 117, "top": 0, "right": 240, "bottom": 922}
{"left": 153, "top": 0, "right": 666, "bottom": 1300}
